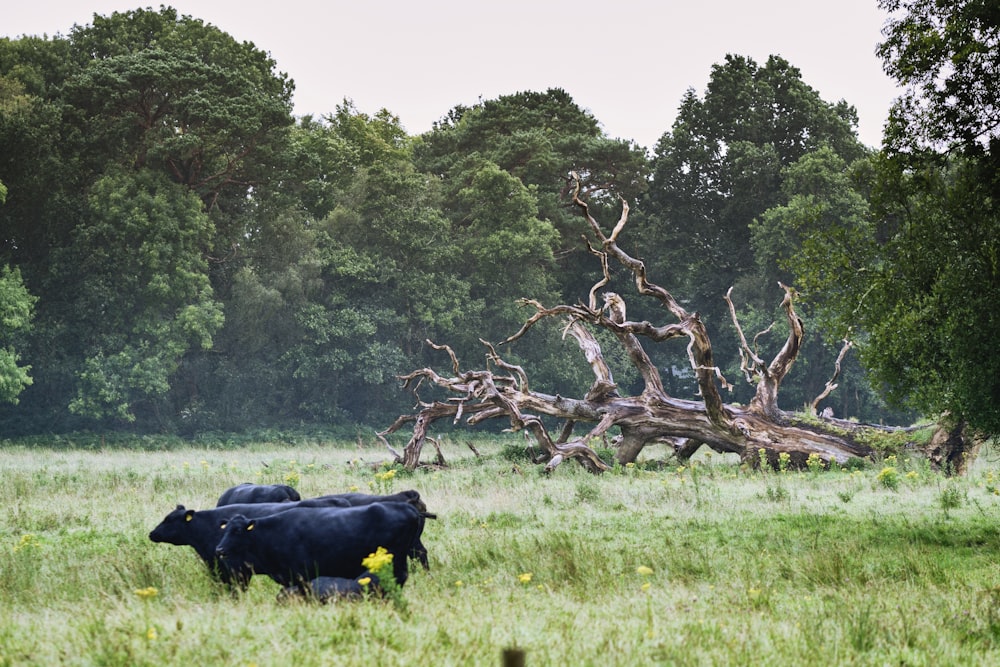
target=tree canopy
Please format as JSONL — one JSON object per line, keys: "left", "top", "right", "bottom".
{"left": 878, "top": 0, "right": 1000, "bottom": 154}
{"left": 0, "top": 6, "right": 994, "bottom": 441}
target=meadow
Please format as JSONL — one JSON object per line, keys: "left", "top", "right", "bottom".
{"left": 2, "top": 435, "right": 1000, "bottom": 666}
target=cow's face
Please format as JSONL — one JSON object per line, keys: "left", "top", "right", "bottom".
{"left": 214, "top": 514, "right": 255, "bottom": 563}
{"left": 149, "top": 505, "right": 194, "bottom": 543}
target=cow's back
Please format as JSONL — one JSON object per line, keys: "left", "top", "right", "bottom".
{"left": 216, "top": 483, "right": 302, "bottom": 506}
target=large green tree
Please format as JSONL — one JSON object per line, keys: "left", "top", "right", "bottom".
{"left": 414, "top": 88, "right": 648, "bottom": 279}
{"left": 192, "top": 104, "right": 471, "bottom": 428}
{"left": 761, "top": 0, "right": 1000, "bottom": 435}
{"left": 63, "top": 7, "right": 294, "bottom": 202}
{"left": 645, "top": 55, "right": 864, "bottom": 302}
{"left": 63, "top": 169, "right": 223, "bottom": 423}
{"left": 870, "top": 0, "right": 1000, "bottom": 434}
{"left": 0, "top": 180, "right": 36, "bottom": 405}
{"left": 0, "top": 7, "right": 294, "bottom": 432}
{"left": 414, "top": 89, "right": 648, "bottom": 394}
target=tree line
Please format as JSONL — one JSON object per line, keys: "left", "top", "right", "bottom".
{"left": 0, "top": 2, "right": 996, "bottom": 439}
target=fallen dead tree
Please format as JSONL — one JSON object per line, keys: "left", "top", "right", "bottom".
{"left": 380, "top": 173, "right": 980, "bottom": 474}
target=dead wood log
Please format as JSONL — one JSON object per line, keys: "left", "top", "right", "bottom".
{"left": 381, "top": 172, "right": 955, "bottom": 473}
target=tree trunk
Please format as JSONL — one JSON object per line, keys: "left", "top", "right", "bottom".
{"left": 923, "top": 418, "right": 982, "bottom": 476}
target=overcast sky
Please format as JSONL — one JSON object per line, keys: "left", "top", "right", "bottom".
{"left": 4, "top": 1, "right": 902, "bottom": 150}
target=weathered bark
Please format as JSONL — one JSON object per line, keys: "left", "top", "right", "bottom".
{"left": 922, "top": 418, "right": 982, "bottom": 475}
{"left": 381, "top": 173, "right": 956, "bottom": 473}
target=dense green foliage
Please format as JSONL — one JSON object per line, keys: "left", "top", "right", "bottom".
{"left": 3, "top": 441, "right": 1000, "bottom": 664}
{"left": 0, "top": 4, "right": 994, "bottom": 436}
{"left": 878, "top": 0, "right": 1000, "bottom": 154}
{"left": 761, "top": 0, "right": 1000, "bottom": 435}
{"left": 0, "top": 264, "right": 35, "bottom": 404}
{"left": 0, "top": 174, "right": 34, "bottom": 403}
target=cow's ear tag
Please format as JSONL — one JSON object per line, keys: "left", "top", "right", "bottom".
{"left": 247, "top": 523, "right": 255, "bottom": 531}
{"left": 220, "top": 522, "right": 227, "bottom": 530}
{"left": 185, "top": 512, "right": 194, "bottom": 522}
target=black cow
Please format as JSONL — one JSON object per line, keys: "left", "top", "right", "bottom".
{"left": 323, "top": 489, "right": 430, "bottom": 515}
{"left": 305, "top": 489, "right": 433, "bottom": 569}
{"left": 216, "top": 483, "right": 301, "bottom": 506}
{"left": 277, "top": 573, "right": 381, "bottom": 604}
{"left": 148, "top": 497, "right": 350, "bottom": 588}
{"left": 214, "top": 502, "right": 426, "bottom": 591}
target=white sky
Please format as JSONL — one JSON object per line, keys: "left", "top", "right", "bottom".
{"left": 4, "top": 1, "right": 902, "bottom": 150}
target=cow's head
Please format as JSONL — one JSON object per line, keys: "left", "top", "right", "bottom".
{"left": 149, "top": 505, "right": 196, "bottom": 543}
{"left": 214, "top": 514, "right": 256, "bottom": 562}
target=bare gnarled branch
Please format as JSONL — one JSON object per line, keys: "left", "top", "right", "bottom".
{"left": 810, "top": 339, "right": 854, "bottom": 416}
{"left": 568, "top": 171, "right": 728, "bottom": 425}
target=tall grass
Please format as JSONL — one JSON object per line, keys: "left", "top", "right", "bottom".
{"left": 2, "top": 439, "right": 1000, "bottom": 665}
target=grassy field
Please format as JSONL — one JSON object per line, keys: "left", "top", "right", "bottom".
{"left": 2, "top": 436, "right": 1000, "bottom": 666}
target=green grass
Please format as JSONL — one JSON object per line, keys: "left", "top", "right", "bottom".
{"left": 3, "top": 438, "right": 1000, "bottom": 665}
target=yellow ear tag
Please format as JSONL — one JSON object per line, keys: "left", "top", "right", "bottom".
{"left": 185, "top": 514, "right": 193, "bottom": 522}
{"left": 247, "top": 524, "right": 255, "bottom": 531}
{"left": 220, "top": 523, "right": 227, "bottom": 530}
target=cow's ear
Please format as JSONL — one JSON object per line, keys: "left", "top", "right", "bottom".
{"left": 185, "top": 510, "right": 195, "bottom": 522}
{"left": 246, "top": 521, "right": 256, "bottom": 532}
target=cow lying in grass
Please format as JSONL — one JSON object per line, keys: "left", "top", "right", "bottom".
{"left": 276, "top": 573, "right": 382, "bottom": 604}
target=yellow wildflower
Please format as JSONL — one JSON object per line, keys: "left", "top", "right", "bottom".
{"left": 14, "top": 534, "right": 38, "bottom": 553}
{"left": 636, "top": 566, "right": 653, "bottom": 576}
{"left": 361, "top": 546, "right": 394, "bottom": 574}
{"left": 518, "top": 572, "right": 533, "bottom": 584}
{"left": 135, "top": 586, "right": 159, "bottom": 599}
{"left": 357, "top": 577, "right": 371, "bottom": 586}
{"left": 146, "top": 627, "right": 158, "bottom": 641}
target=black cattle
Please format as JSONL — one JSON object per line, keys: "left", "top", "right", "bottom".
{"left": 148, "top": 497, "right": 350, "bottom": 588}
{"left": 216, "top": 483, "right": 301, "bottom": 506}
{"left": 277, "top": 573, "right": 381, "bottom": 604}
{"left": 214, "top": 502, "right": 426, "bottom": 591}
{"left": 304, "top": 489, "right": 434, "bottom": 569}
{"left": 323, "top": 489, "right": 430, "bottom": 515}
